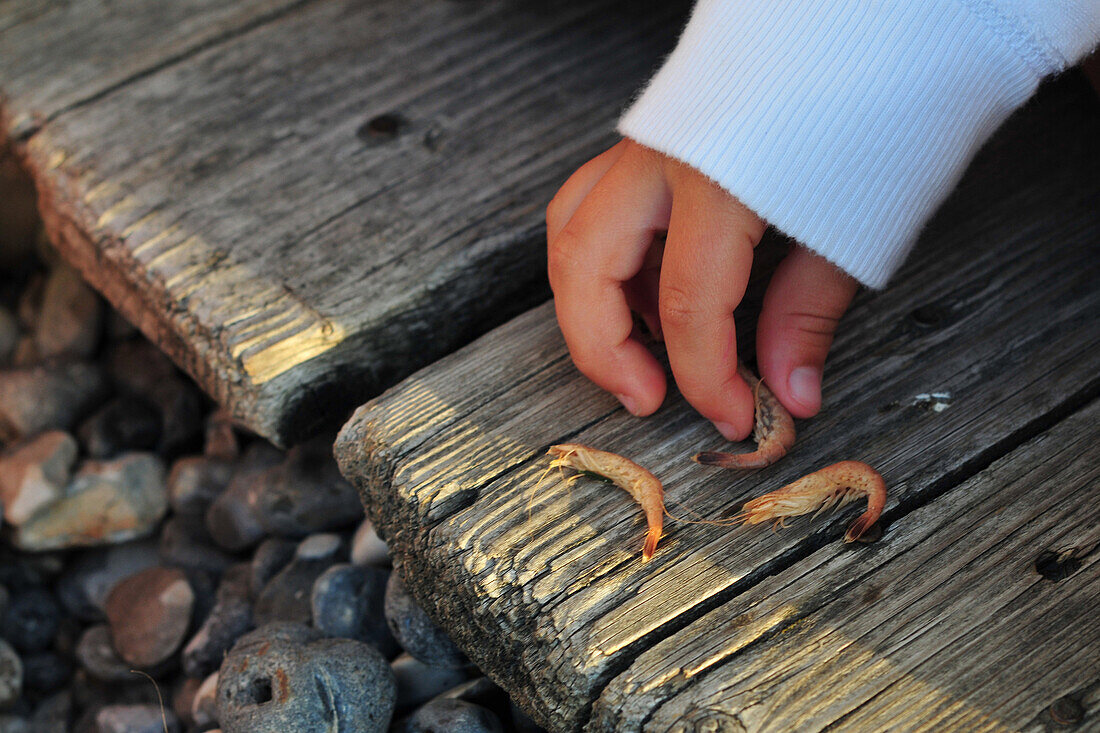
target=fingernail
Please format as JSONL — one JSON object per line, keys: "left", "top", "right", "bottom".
{"left": 789, "top": 366, "right": 821, "bottom": 411}
{"left": 714, "top": 421, "right": 741, "bottom": 441}
{"left": 616, "top": 393, "right": 640, "bottom": 416}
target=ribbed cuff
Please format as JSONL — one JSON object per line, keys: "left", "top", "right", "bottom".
{"left": 619, "top": 0, "right": 1050, "bottom": 288}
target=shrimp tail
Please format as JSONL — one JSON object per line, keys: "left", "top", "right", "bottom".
{"left": 693, "top": 442, "right": 785, "bottom": 470}
{"left": 844, "top": 510, "right": 879, "bottom": 543}
{"left": 642, "top": 527, "right": 661, "bottom": 562}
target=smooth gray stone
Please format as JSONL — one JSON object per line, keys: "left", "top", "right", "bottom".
{"left": 216, "top": 623, "right": 396, "bottom": 733}
{"left": 253, "top": 534, "right": 344, "bottom": 627}
{"left": 75, "top": 625, "right": 133, "bottom": 681}
{"left": 182, "top": 563, "right": 254, "bottom": 679}
{"left": 159, "top": 514, "right": 236, "bottom": 576}
{"left": 310, "top": 564, "right": 398, "bottom": 658}
{"left": 248, "top": 538, "right": 296, "bottom": 600}
{"left": 405, "top": 698, "right": 504, "bottom": 733}
{"left": 384, "top": 572, "right": 467, "bottom": 669}
{"left": 33, "top": 263, "right": 101, "bottom": 361}
{"left": 0, "top": 586, "right": 60, "bottom": 653}
{"left": 205, "top": 443, "right": 284, "bottom": 552}
{"left": 390, "top": 654, "right": 469, "bottom": 710}
{"left": 0, "top": 639, "right": 21, "bottom": 709}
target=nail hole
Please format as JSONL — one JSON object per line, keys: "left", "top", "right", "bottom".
{"left": 1050, "top": 696, "right": 1084, "bottom": 725}
{"left": 357, "top": 113, "right": 403, "bottom": 143}
{"left": 1035, "top": 550, "right": 1081, "bottom": 582}
{"left": 909, "top": 304, "right": 948, "bottom": 329}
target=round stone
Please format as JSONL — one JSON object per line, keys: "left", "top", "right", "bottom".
{"left": 311, "top": 564, "right": 398, "bottom": 657}
{"left": 0, "top": 638, "right": 22, "bottom": 709}
{"left": 94, "top": 703, "right": 181, "bottom": 733}
{"left": 405, "top": 698, "right": 505, "bottom": 733}
{"left": 384, "top": 571, "right": 467, "bottom": 669}
{"left": 0, "top": 586, "right": 60, "bottom": 653}
{"left": 216, "top": 623, "right": 396, "bottom": 733}
{"left": 104, "top": 566, "right": 194, "bottom": 668}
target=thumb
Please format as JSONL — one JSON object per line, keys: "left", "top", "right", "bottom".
{"left": 756, "top": 246, "right": 858, "bottom": 418}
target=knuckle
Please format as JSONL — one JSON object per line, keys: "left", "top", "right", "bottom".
{"left": 545, "top": 194, "right": 567, "bottom": 233}
{"left": 659, "top": 284, "right": 703, "bottom": 329}
{"left": 547, "top": 226, "right": 587, "bottom": 275}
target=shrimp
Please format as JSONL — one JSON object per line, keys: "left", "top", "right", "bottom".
{"left": 693, "top": 365, "right": 795, "bottom": 469}
{"left": 546, "top": 444, "right": 665, "bottom": 562}
{"left": 732, "top": 460, "right": 886, "bottom": 542}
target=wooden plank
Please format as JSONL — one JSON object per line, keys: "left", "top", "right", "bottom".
{"left": 592, "top": 399, "right": 1100, "bottom": 732}
{"left": 5, "top": 0, "right": 690, "bottom": 444}
{"left": 333, "top": 74, "right": 1100, "bottom": 731}
{"left": 0, "top": 0, "right": 309, "bottom": 138}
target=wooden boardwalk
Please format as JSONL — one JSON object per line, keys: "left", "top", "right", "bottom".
{"left": 0, "top": 0, "right": 687, "bottom": 444}
{"left": 334, "top": 77, "right": 1100, "bottom": 731}
{"left": 4, "top": 1, "right": 1100, "bottom": 729}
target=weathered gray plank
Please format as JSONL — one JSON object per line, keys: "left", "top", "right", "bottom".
{"left": 592, "top": 399, "right": 1100, "bottom": 732}
{"left": 6, "top": 0, "right": 689, "bottom": 444}
{"left": 334, "top": 75, "right": 1100, "bottom": 731}
{"left": 0, "top": 0, "right": 309, "bottom": 138}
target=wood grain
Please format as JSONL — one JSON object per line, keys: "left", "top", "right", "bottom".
{"left": 334, "top": 75, "right": 1100, "bottom": 731}
{"left": 592, "top": 400, "right": 1100, "bottom": 732}
{"left": 3, "top": 0, "right": 690, "bottom": 444}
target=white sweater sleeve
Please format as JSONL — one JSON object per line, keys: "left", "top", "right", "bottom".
{"left": 618, "top": 0, "right": 1100, "bottom": 288}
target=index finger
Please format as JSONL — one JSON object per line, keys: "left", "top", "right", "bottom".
{"left": 548, "top": 149, "right": 671, "bottom": 415}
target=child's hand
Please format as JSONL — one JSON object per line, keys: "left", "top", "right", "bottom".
{"left": 547, "top": 139, "right": 857, "bottom": 441}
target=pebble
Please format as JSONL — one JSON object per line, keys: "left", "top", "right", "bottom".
{"left": 14, "top": 453, "right": 167, "bottom": 551}
{"left": 311, "top": 564, "right": 398, "bottom": 658}
{"left": 351, "top": 518, "right": 390, "bottom": 566}
{"left": 158, "top": 514, "right": 236, "bottom": 576}
{"left": 94, "top": 704, "right": 181, "bottom": 733}
{"left": 191, "top": 672, "right": 219, "bottom": 729}
{"left": 0, "top": 431, "right": 77, "bottom": 525}
{"left": 0, "top": 715, "right": 29, "bottom": 733}
{"left": 29, "top": 690, "right": 71, "bottom": 732}
{"left": 172, "top": 677, "right": 202, "bottom": 727}
{"left": 0, "top": 362, "right": 107, "bottom": 442}
{"left": 1, "top": 586, "right": 61, "bottom": 653}
{"left": 390, "top": 654, "right": 469, "bottom": 709}
{"left": 33, "top": 263, "right": 101, "bottom": 360}
{"left": 75, "top": 625, "right": 134, "bottom": 682}
{"left": 205, "top": 443, "right": 284, "bottom": 551}
{"left": 253, "top": 534, "right": 345, "bottom": 626}
{"left": 106, "top": 340, "right": 178, "bottom": 396}
{"left": 104, "top": 566, "right": 194, "bottom": 668}
{"left": 204, "top": 409, "right": 240, "bottom": 461}
{"left": 405, "top": 698, "right": 505, "bottom": 733}
{"left": 182, "top": 563, "right": 254, "bottom": 679}
{"left": 167, "top": 456, "right": 234, "bottom": 516}
{"left": 216, "top": 623, "right": 396, "bottom": 733}
{"left": 384, "top": 571, "right": 468, "bottom": 669}
{"left": 0, "top": 639, "right": 21, "bottom": 709}
{"left": 76, "top": 396, "right": 162, "bottom": 459}
{"left": 248, "top": 538, "right": 297, "bottom": 600}
{"left": 253, "top": 438, "right": 364, "bottom": 537}
{"left": 56, "top": 540, "right": 160, "bottom": 621}
{"left": 149, "top": 376, "right": 204, "bottom": 457}
{"left": 21, "top": 652, "right": 71, "bottom": 695}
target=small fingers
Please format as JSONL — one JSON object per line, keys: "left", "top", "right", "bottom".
{"left": 756, "top": 246, "right": 858, "bottom": 418}
{"left": 659, "top": 173, "right": 765, "bottom": 440}
{"left": 546, "top": 141, "right": 628, "bottom": 241}
{"left": 548, "top": 142, "right": 672, "bottom": 415}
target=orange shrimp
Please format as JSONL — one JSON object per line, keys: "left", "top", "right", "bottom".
{"left": 693, "top": 365, "right": 795, "bottom": 469}
{"left": 732, "top": 460, "right": 886, "bottom": 542}
{"left": 546, "top": 444, "right": 664, "bottom": 562}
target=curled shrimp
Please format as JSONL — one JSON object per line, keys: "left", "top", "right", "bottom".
{"left": 545, "top": 444, "right": 664, "bottom": 562}
{"left": 693, "top": 365, "right": 795, "bottom": 469}
{"left": 732, "top": 460, "right": 886, "bottom": 542}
